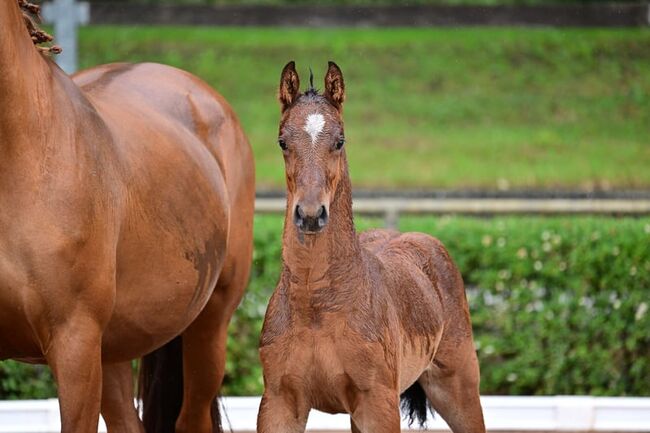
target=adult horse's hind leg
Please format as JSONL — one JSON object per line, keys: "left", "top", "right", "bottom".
{"left": 101, "top": 362, "right": 144, "bottom": 433}
{"left": 176, "top": 235, "right": 253, "bottom": 433}
{"left": 174, "top": 294, "right": 232, "bottom": 433}
{"left": 418, "top": 339, "right": 485, "bottom": 433}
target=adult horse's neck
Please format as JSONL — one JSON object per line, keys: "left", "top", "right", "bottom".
{"left": 0, "top": 1, "right": 59, "bottom": 154}
{"left": 282, "top": 155, "right": 363, "bottom": 288}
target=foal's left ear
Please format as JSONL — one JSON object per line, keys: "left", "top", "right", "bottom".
{"left": 324, "top": 61, "right": 345, "bottom": 111}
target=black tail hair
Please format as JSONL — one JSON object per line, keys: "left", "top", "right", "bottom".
{"left": 400, "top": 381, "right": 433, "bottom": 428}
{"left": 138, "top": 336, "right": 223, "bottom": 433}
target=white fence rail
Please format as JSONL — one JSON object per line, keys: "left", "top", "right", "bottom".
{"left": 2, "top": 396, "right": 650, "bottom": 433}
{"left": 255, "top": 197, "right": 650, "bottom": 227}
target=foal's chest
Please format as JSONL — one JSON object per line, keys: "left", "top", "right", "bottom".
{"left": 263, "top": 321, "right": 390, "bottom": 414}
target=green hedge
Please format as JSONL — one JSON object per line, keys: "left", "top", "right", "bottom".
{"left": 1, "top": 216, "right": 649, "bottom": 398}
{"left": 223, "top": 215, "right": 650, "bottom": 396}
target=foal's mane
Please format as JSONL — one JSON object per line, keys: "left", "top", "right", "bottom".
{"left": 18, "top": 0, "right": 61, "bottom": 54}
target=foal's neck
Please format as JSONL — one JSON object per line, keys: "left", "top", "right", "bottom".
{"left": 282, "top": 165, "right": 363, "bottom": 288}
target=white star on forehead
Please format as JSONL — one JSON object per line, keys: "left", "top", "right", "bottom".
{"left": 304, "top": 113, "right": 325, "bottom": 145}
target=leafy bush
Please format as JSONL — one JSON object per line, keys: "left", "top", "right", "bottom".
{"left": 399, "top": 216, "right": 650, "bottom": 396}
{"left": 2, "top": 215, "right": 648, "bottom": 398}
{"left": 0, "top": 361, "right": 56, "bottom": 400}
{"left": 222, "top": 215, "right": 650, "bottom": 396}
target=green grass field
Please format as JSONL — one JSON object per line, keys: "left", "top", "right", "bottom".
{"left": 78, "top": 27, "right": 650, "bottom": 189}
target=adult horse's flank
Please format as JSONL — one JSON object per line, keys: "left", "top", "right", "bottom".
{"left": 0, "top": 2, "right": 255, "bottom": 433}
{"left": 257, "top": 62, "right": 485, "bottom": 433}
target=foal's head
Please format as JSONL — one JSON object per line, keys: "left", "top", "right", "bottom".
{"left": 277, "top": 61, "right": 346, "bottom": 235}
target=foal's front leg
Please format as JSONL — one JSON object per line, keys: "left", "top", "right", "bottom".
{"left": 257, "top": 391, "right": 309, "bottom": 433}
{"left": 350, "top": 387, "right": 401, "bottom": 433}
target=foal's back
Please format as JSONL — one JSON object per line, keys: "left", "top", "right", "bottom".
{"left": 360, "top": 228, "right": 469, "bottom": 322}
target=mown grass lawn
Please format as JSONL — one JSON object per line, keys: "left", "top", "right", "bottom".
{"left": 78, "top": 27, "right": 650, "bottom": 189}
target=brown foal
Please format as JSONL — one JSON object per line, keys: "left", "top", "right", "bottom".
{"left": 257, "top": 62, "right": 485, "bottom": 433}
{"left": 0, "top": 2, "right": 254, "bottom": 433}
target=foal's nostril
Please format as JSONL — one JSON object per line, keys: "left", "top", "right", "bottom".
{"left": 296, "top": 205, "right": 306, "bottom": 219}
{"left": 293, "top": 205, "right": 303, "bottom": 227}
{"left": 317, "top": 206, "right": 328, "bottom": 228}
{"left": 293, "top": 204, "right": 328, "bottom": 233}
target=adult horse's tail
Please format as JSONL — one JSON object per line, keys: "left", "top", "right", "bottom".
{"left": 138, "top": 336, "right": 222, "bottom": 433}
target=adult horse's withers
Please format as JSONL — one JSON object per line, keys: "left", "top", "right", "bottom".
{"left": 257, "top": 62, "right": 485, "bottom": 433}
{"left": 0, "top": 2, "right": 254, "bottom": 433}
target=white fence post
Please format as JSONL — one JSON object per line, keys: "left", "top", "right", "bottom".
{"left": 42, "top": 0, "right": 90, "bottom": 74}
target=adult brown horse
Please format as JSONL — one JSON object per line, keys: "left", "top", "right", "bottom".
{"left": 257, "top": 61, "right": 485, "bottom": 433}
{"left": 0, "top": 2, "right": 254, "bottom": 433}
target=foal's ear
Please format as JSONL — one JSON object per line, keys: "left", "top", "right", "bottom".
{"left": 279, "top": 61, "right": 300, "bottom": 112}
{"left": 324, "top": 61, "right": 345, "bottom": 111}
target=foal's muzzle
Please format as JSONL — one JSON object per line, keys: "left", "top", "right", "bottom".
{"left": 294, "top": 203, "right": 328, "bottom": 234}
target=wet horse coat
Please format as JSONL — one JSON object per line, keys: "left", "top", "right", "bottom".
{"left": 257, "top": 62, "right": 485, "bottom": 433}
{"left": 0, "top": 2, "right": 254, "bottom": 433}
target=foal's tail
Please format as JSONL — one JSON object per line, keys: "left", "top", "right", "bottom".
{"left": 138, "top": 337, "right": 223, "bottom": 433}
{"left": 400, "top": 381, "right": 433, "bottom": 428}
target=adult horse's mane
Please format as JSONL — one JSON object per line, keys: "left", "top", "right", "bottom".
{"left": 18, "top": 0, "right": 61, "bottom": 54}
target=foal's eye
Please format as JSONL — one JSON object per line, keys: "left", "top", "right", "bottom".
{"left": 335, "top": 137, "right": 345, "bottom": 150}
{"left": 278, "top": 138, "right": 287, "bottom": 151}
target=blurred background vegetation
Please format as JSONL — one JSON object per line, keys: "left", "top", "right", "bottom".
{"left": 77, "top": 27, "right": 650, "bottom": 190}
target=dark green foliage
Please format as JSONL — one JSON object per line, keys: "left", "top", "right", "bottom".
{"left": 0, "top": 361, "right": 56, "bottom": 399}
{"left": 400, "top": 216, "right": 650, "bottom": 396}
{"left": 222, "top": 215, "right": 650, "bottom": 396}
{"left": 2, "top": 216, "right": 648, "bottom": 397}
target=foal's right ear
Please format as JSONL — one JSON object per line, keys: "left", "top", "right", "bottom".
{"left": 279, "top": 61, "right": 300, "bottom": 112}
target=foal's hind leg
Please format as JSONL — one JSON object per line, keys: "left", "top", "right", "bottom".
{"left": 418, "top": 339, "right": 485, "bottom": 433}
{"left": 101, "top": 361, "right": 144, "bottom": 433}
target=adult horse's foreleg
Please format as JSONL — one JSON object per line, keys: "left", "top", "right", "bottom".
{"left": 350, "top": 387, "right": 401, "bottom": 433}
{"left": 45, "top": 315, "right": 105, "bottom": 433}
{"left": 101, "top": 361, "right": 144, "bottom": 433}
{"left": 419, "top": 339, "right": 486, "bottom": 433}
